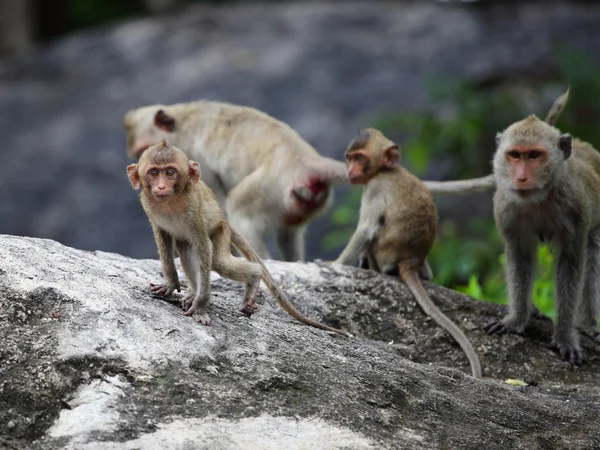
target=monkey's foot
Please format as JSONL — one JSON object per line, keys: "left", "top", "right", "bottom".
{"left": 181, "top": 292, "right": 195, "bottom": 311}
{"left": 240, "top": 297, "right": 259, "bottom": 317}
{"left": 184, "top": 306, "right": 212, "bottom": 326}
{"left": 484, "top": 317, "right": 527, "bottom": 335}
{"left": 150, "top": 281, "right": 181, "bottom": 296}
{"left": 551, "top": 338, "right": 587, "bottom": 365}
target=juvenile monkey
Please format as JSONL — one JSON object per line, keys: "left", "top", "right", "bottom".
{"left": 124, "top": 101, "right": 497, "bottom": 260}
{"left": 334, "top": 128, "right": 482, "bottom": 378}
{"left": 125, "top": 101, "right": 349, "bottom": 262}
{"left": 485, "top": 88, "right": 600, "bottom": 364}
{"left": 127, "top": 140, "right": 349, "bottom": 336}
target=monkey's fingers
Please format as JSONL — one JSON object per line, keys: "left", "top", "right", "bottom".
{"left": 483, "top": 318, "right": 509, "bottom": 335}
{"left": 240, "top": 299, "right": 259, "bottom": 317}
{"left": 551, "top": 341, "right": 587, "bottom": 365}
{"left": 149, "top": 283, "right": 177, "bottom": 296}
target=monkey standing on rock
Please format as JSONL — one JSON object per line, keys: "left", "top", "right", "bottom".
{"left": 485, "top": 88, "right": 600, "bottom": 364}
{"left": 334, "top": 128, "right": 482, "bottom": 378}
{"left": 127, "top": 140, "right": 349, "bottom": 336}
{"left": 124, "top": 101, "right": 496, "bottom": 261}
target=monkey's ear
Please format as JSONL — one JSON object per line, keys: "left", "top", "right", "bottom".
{"left": 127, "top": 164, "right": 142, "bottom": 190}
{"left": 154, "top": 110, "right": 176, "bottom": 133}
{"left": 495, "top": 132, "right": 503, "bottom": 146}
{"left": 382, "top": 145, "right": 400, "bottom": 168}
{"left": 188, "top": 161, "right": 201, "bottom": 185}
{"left": 558, "top": 134, "right": 572, "bottom": 159}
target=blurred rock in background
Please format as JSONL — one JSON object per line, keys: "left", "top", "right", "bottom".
{"left": 1, "top": 1, "right": 599, "bottom": 260}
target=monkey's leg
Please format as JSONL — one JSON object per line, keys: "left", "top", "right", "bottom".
{"left": 225, "top": 169, "right": 273, "bottom": 259}
{"left": 553, "top": 240, "right": 587, "bottom": 364}
{"left": 149, "top": 227, "right": 181, "bottom": 296}
{"left": 183, "top": 239, "right": 213, "bottom": 326}
{"left": 175, "top": 241, "right": 198, "bottom": 311}
{"left": 485, "top": 242, "right": 536, "bottom": 335}
{"left": 276, "top": 227, "right": 306, "bottom": 262}
{"left": 578, "top": 230, "right": 600, "bottom": 343}
{"left": 212, "top": 229, "right": 263, "bottom": 316}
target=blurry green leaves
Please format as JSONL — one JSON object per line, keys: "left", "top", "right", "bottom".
{"left": 65, "top": 0, "right": 143, "bottom": 28}
{"left": 458, "top": 245, "right": 557, "bottom": 320}
{"left": 324, "top": 48, "right": 600, "bottom": 319}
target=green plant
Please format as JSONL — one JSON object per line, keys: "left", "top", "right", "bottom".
{"left": 457, "top": 245, "right": 556, "bottom": 320}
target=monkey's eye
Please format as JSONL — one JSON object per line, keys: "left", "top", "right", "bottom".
{"left": 149, "top": 169, "right": 159, "bottom": 178}
{"left": 354, "top": 154, "right": 365, "bottom": 162}
{"left": 528, "top": 151, "right": 542, "bottom": 160}
{"left": 165, "top": 169, "right": 176, "bottom": 178}
{"left": 507, "top": 151, "right": 520, "bottom": 160}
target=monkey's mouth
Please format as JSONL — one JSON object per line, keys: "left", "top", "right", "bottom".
{"left": 514, "top": 188, "right": 538, "bottom": 197}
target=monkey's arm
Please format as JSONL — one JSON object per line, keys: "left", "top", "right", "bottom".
{"left": 150, "top": 226, "right": 181, "bottom": 295}
{"left": 335, "top": 227, "right": 372, "bottom": 266}
{"left": 422, "top": 174, "right": 496, "bottom": 195}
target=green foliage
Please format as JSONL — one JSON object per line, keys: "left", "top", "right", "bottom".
{"left": 457, "top": 245, "right": 557, "bottom": 320}
{"left": 325, "top": 48, "right": 600, "bottom": 319}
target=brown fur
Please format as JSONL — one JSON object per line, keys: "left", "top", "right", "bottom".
{"left": 335, "top": 128, "right": 482, "bottom": 378}
{"left": 127, "top": 141, "right": 350, "bottom": 335}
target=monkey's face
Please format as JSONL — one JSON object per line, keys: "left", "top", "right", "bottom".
{"left": 124, "top": 107, "right": 177, "bottom": 160}
{"left": 144, "top": 165, "right": 181, "bottom": 201}
{"left": 345, "top": 150, "right": 373, "bottom": 184}
{"left": 503, "top": 146, "right": 548, "bottom": 195}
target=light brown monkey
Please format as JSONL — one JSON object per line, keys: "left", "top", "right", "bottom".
{"left": 485, "top": 88, "right": 600, "bottom": 364}
{"left": 334, "top": 128, "right": 482, "bottom": 378}
{"left": 124, "top": 101, "right": 349, "bottom": 262}
{"left": 124, "top": 101, "right": 498, "bottom": 260}
{"left": 127, "top": 140, "right": 349, "bottom": 336}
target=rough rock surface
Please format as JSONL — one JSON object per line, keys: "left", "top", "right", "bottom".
{"left": 1, "top": 2, "right": 600, "bottom": 260}
{"left": 1, "top": 234, "right": 599, "bottom": 449}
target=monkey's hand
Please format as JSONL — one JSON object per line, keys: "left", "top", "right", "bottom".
{"left": 484, "top": 315, "right": 528, "bottom": 335}
{"left": 551, "top": 335, "right": 587, "bottom": 365}
{"left": 149, "top": 281, "right": 181, "bottom": 296}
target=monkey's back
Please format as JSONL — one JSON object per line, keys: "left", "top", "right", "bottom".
{"left": 571, "top": 138, "right": 600, "bottom": 224}
{"left": 369, "top": 167, "right": 438, "bottom": 270}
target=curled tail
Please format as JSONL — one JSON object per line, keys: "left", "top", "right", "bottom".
{"left": 401, "top": 268, "right": 482, "bottom": 378}
{"left": 545, "top": 86, "right": 570, "bottom": 126}
{"left": 230, "top": 227, "right": 351, "bottom": 337}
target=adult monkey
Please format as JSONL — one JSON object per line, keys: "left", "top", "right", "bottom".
{"left": 334, "top": 128, "right": 482, "bottom": 378}
{"left": 124, "top": 101, "right": 496, "bottom": 261}
{"left": 127, "top": 140, "right": 349, "bottom": 336}
{"left": 485, "top": 87, "right": 600, "bottom": 364}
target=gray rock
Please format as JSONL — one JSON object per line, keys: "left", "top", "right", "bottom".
{"left": 1, "top": 234, "right": 599, "bottom": 449}
{"left": 1, "top": 2, "right": 600, "bottom": 261}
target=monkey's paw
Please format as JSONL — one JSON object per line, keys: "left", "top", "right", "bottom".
{"left": 551, "top": 337, "right": 587, "bottom": 365}
{"left": 149, "top": 281, "right": 181, "bottom": 296}
{"left": 181, "top": 292, "right": 195, "bottom": 311}
{"left": 184, "top": 305, "right": 212, "bottom": 326}
{"left": 240, "top": 297, "right": 259, "bottom": 317}
{"left": 484, "top": 317, "right": 526, "bottom": 335}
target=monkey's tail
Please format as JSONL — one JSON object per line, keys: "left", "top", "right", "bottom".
{"left": 230, "top": 228, "right": 351, "bottom": 337}
{"left": 544, "top": 86, "right": 570, "bottom": 126}
{"left": 402, "top": 269, "right": 483, "bottom": 379}
{"left": 422, "top": 174, "right": 496, "bottom": 195}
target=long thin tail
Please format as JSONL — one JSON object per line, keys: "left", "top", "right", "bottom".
{"left": 544, "top": 86, "right": 570, "bottom": 126}
{"left": 402, "top": 269, "right": 482, "bottom": 378}
{"left": 230, "top": 227, "right": 351, "bottom": 337}
{"left": 422, "top": 174, "right": 496, "bottom": 196}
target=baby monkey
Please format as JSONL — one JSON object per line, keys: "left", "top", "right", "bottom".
{"left": 127, "top": 140, "right": 349, "bottom": 336}
{"left": 335, "top": 129, "right": 482, "bottom": 378}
